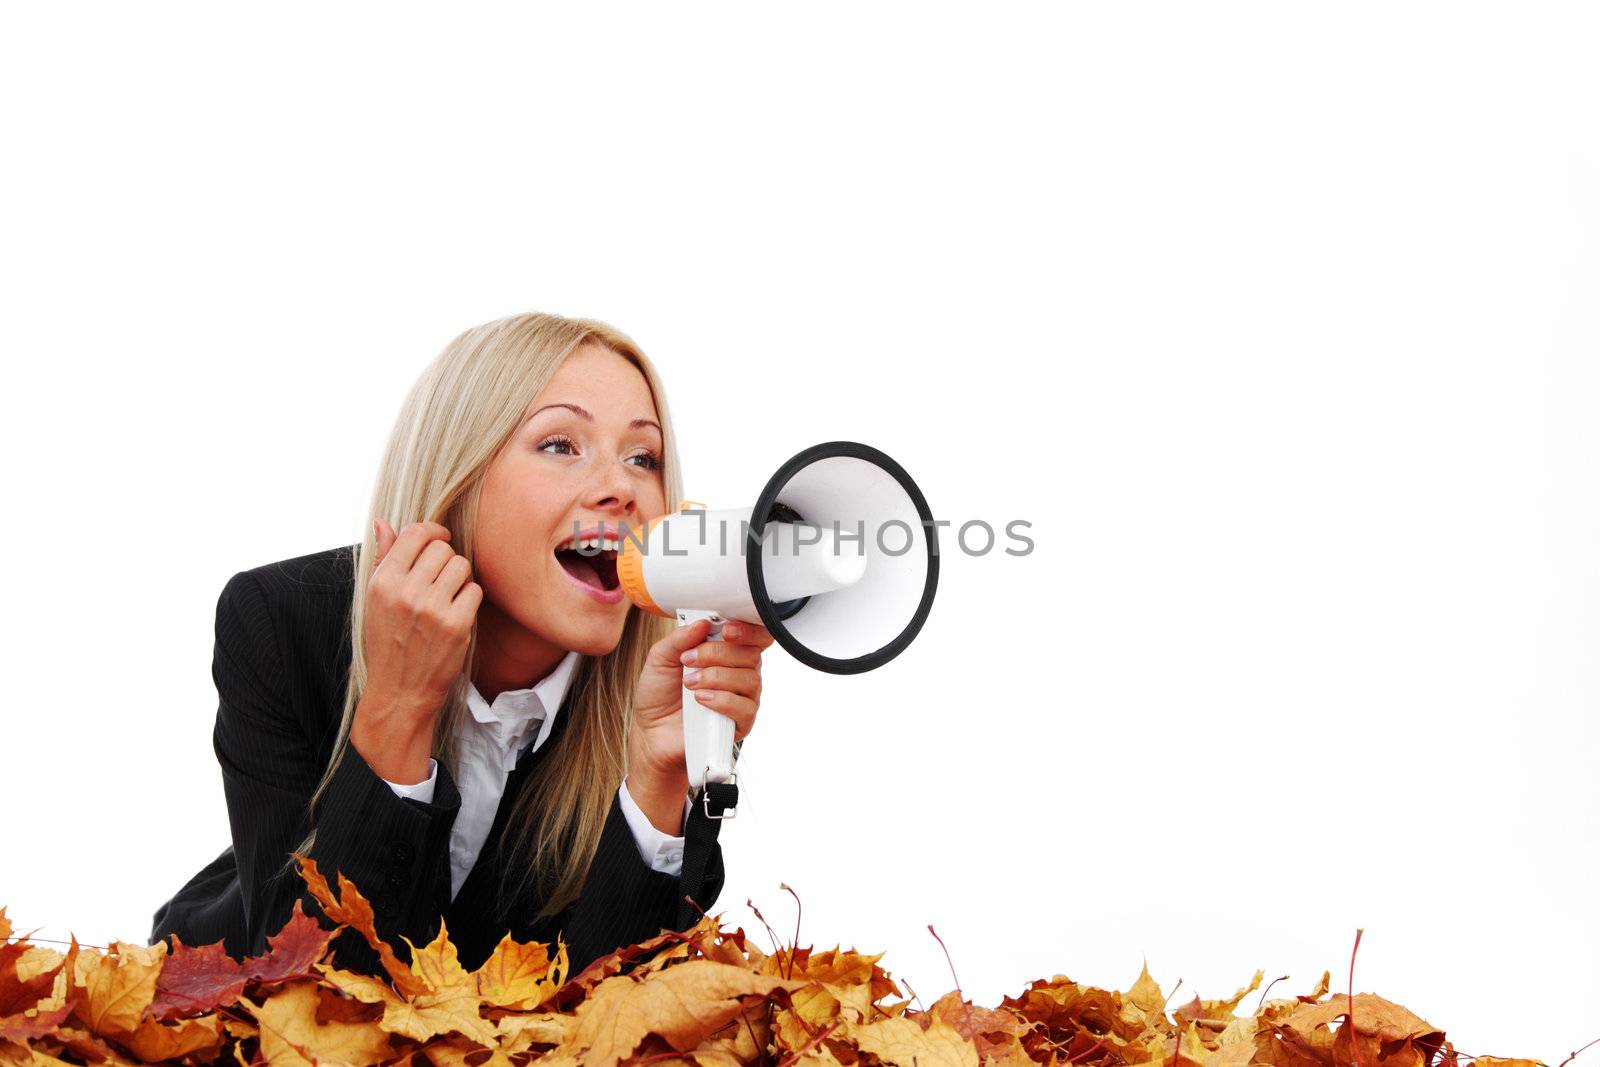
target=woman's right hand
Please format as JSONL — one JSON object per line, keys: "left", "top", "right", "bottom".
{"left": 349, "top": 518, "right": 482, "bottom": 784}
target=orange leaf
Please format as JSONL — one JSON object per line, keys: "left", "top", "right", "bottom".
{"left": 555, "top": 959, "right": 799, "bottom": 1067}
{"left": 243, "top": 979, "right": 397, "bottom": 1067}
{"left": 73, "top": 940, "right": 165, "bottom": 1037}
{"left": 472, "top": 931, "right": 567, "bottom": 1010}
{"left": 294, "top": 853, "right": 429, "bottom": 998}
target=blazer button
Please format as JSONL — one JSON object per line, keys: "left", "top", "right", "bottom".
{"left": 387, "top": 870, "right": 406, "bottom": 890}
{"left": 373, "top": 894, "right": 398, "bottom": 917}
{"left": 389, "top": 841, "right": 415, "bottom": 865}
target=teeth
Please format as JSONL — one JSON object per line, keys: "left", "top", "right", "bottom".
{"left": 559, "top": 534, "right": 622, "bottom": 552}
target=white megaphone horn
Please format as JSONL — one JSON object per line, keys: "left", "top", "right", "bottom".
{"left": 614, "top": 441, "right": 940, "bottom": 809}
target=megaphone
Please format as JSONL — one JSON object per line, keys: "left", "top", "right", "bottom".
{"left": 616, "top": 441, "right": 940, "bottom": 800}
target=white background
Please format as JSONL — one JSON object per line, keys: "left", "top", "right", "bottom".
{"left": 2, "top": 4, "right": 1595, "bottom": 1059}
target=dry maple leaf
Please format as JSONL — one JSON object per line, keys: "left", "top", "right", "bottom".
{"left": 548, "top": 915, "right": 721, "bottom": 1010}
{"left": 928, "top": 988, "right": 1033, "bottom": 1062}
{"left": 472, "top": 930, "right": 567, "bottom": 1010}
{"left": 115, "top": 1012, "right": 226, "bottom": 1063}
{"left": 854, "top": 1013, "right": 981, "bottom": 1067}
{"left": 294, "top": 853, "right": 431, "bottom": 999}
{"left": 554, "top": 958, "right": 800, "bottom": 1067}
{"left": 146, "top": 903, "right": 335, "bottom": 1027}
{"left": 0, "top": 935, "right": 76, "bottom": 1047}
{"left": 243, "top": 978, "right": 398, "bottom": 1066}
{"left": 317, "top": 956, "right": 499, "bottom": 1047}
{"left": 1260, "top": 991, "right": 1450, "bottom": 1067}
{"left": 72, "top": 940, "right": 165, "bottom": 1038}
{"left": 1173, "top": 969, "right": 1265, "bottom": 1028}
{"left": 145, "top": 936, "right": 247, "bottom": 1022}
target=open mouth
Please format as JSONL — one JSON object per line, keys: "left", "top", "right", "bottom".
{"left": 554, "top": 534, "right": 621, "bottom": 593}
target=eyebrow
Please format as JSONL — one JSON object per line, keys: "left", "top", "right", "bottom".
{"left": 528, "top": 402, "right": 661, "bottom": 435}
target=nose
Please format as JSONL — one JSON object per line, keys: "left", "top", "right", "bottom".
{"left": 588, "top": 456, "right": 639, "bottom": 521}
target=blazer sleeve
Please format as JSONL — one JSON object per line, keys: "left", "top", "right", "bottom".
{"left": 554, "top": 784, "right": 726, "bottom": 970}
{"left": 206, "top": 570, "right": 462, "bottom": 971}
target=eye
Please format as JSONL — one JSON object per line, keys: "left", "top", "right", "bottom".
{"left": 629, "top": 450, "right": 664, "bottom": 471}
{"left": 538, "top": 434, "right": 577, "bottom": 456}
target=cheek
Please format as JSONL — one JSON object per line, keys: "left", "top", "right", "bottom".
{"left": 475, "top": 468, "right": 561, "bottom": 593}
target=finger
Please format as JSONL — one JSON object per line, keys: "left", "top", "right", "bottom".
{"left": 721, "top": 621, "right": 776, "bottom": 650}
{"left": 681, "top": 639, "right": 761, "bottom": 670}
{"left": 371, "top": 518, "right": 398, "bottom": 571}
{"left": 428, "top": 554, "right": 475, "bottom": 606}
{"left": 649, "top": 618, "right": 712, "bottom": 669}
{"left": 450, "top": 578, "right": 483, "bottom": 616}
{"left": 691, "top": 689, "right": 757, "bottom": 741}
{"left": 383, "top": 521, "right": 453, "bottom": 577}
{"left": 407, "top": 537, "right": 459, "bottom": 590}
{"left": 682, "top": 665, "right": 761, "bottom": 701}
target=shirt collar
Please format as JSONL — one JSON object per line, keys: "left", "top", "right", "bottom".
{"left": 465, "top": 649, "right": 582, "bottom": 750}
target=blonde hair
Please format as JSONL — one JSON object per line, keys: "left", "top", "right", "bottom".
{"left": 294, "top": 311, "right": 683, "bottom": 922}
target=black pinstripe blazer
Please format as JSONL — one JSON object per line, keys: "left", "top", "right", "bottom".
{"left": 148, "top": 543, "right": 724, "bottom": 977}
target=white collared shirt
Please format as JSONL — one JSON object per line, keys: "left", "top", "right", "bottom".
{"left": 380, "top": 648, "right": 694, "bottom": 900}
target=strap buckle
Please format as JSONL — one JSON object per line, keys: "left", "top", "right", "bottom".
{"left": 701, "top": 773, "right": 738, "bottom": 820}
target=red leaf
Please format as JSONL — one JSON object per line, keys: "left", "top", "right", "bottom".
{"left": 151, "top": 901, "right": 334, "bottom": 1021}
{"left": 149, "top": 935, "right": 247, "bottom": 1022}
{"left": 243, "top": 900, "right": 335, "bottom": 986}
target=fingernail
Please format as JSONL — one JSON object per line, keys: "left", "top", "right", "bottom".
{"left": 682, "top": 668, "right": 701, "bottom": 686}
{"left": 372, "top": 519, "right": 380, "bottom": 541}
{"left": 695, "top": 690, "right": 715, "bottom": 704}
{"left": 724, "top": 624, "right": 741, "bottom": 640}
{"left": 680, "top": 649, "right": 697, "bottom": 666}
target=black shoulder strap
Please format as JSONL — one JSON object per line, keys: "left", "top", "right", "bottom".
{"left": 676, "top": 778, "right": 737, "bottom": 930}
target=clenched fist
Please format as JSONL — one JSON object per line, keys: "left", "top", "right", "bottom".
{"left": 350, "top": 518, "right": 483, "bottom": 784}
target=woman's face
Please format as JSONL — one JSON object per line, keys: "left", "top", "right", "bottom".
{"left": 474, "top": 342, "right": 668, "bottom": 657}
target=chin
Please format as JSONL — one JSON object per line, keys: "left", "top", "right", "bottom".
{"left": 565, "top": 619, "right": 628, "bottom": 657}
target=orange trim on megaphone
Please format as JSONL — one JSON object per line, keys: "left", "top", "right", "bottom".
{"left": 616, "top": 513, "right": 674, "bottom": 618}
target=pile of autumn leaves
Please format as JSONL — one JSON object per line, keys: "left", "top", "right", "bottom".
{"left": 1, "top": 859, "right": 1538, "bottom": 1067}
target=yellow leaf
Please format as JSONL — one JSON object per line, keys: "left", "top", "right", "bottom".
{"left": 403, "top": 920, "right": 472, "bottom": 994}
{"left": 381, "top": 983, "right": 498, "bottom": 1046}
{"left": 317, "top": 959, "right": 498, "bottom": 1046}
{"left": 496, "top": 1009, "right": 575, "bottom": 1054}
{"left": 853, "top": 1014, "right": 980, "bottom": 1067}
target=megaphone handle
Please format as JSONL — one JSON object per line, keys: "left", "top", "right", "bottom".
{"left": 677, "top": 607, "right": 739, "bottom": 794}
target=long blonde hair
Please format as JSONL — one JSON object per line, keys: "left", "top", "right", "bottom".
{"left": 296, "top": 311, "right": 683, "bottom": 921}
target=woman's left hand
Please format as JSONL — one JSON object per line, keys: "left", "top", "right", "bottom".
{"left": 631, "top": 617, "right": 773, "bottom": 791}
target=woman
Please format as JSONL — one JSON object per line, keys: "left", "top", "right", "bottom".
{"left": 150, "top": 312, "right": 770, "bottom": 976}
